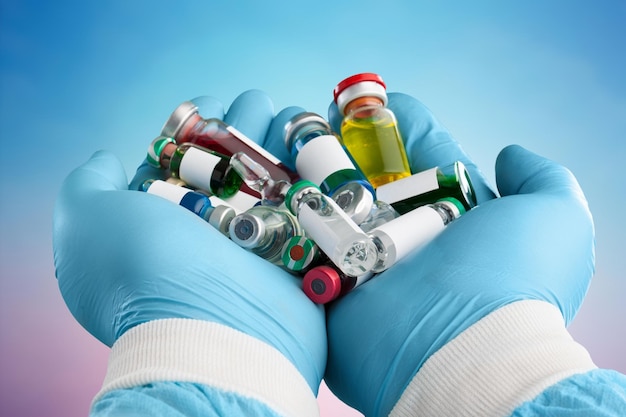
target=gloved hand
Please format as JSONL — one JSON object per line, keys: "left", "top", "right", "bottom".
{"left": 53, "top": 90, "right": 326, "bottom": 416}
{"left": 320, "top": 93, "right": 596, "bottom": 416}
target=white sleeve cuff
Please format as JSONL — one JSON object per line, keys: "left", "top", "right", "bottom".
{"left": 390, "top": 300, "right": 597, "bottom": 417}
{"left": 93, "top": 318, "right": 319, "bottom": 417}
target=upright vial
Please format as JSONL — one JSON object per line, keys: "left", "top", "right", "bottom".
{"left": 302, "top": 264, "right": 374, "bottom": 304}
{"left": 141, "top": 179, "right": 236, "bottom": 235}
{"left": 284, "top": 111, "right": 375, "bottom": 224}
{"left": 334, "top": 73, "right": 411, "bottom": 188}
{"left": 376, "top": 161, "right": 477, "bottom": 214}
{"left": 369, "top": 198, "right": 465, "bottom": 273}
{"left": 160, "top": 98, "right": 299, "bottom": 198}
{"left": 228, "top": 205, "right": 302, "bottom": 265}
{"left": 285, "top": 180, "right": 379, "bottom": 277}
{"left": 148, "top": 136, "right": 243, "bottom": 198}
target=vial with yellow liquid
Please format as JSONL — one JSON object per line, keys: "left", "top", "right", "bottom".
{"left": 333, "top": 73, "right": 411, "bottom": 188}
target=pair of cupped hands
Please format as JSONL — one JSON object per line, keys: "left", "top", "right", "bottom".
{"left": 53, "top": 90, "right": 594, "bottom": 416}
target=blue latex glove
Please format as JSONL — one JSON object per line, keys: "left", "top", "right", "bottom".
{"left": 321, "top": 93, "right": 597, "bottom": 416}
{"left": 53, "top": 90, "right": 326, "bottom": 415}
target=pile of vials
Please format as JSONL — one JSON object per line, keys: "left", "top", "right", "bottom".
{"left": 141, "top": 73, "right": 478, "bottom": 304}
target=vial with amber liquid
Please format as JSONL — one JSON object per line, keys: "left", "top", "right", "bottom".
{"left": 334, "top": 73, "right": 411, "bottom": 188}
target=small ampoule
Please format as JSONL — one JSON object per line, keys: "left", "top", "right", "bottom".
{"left": 285, "top": 180, "right": 379, "bottom": 277}
{"left": 229, "top": 151, "right": 291, "bottom": 207}
{"left": 141, "top": 179, "right": 236, "bottom": 235}
{"left": 148, "top": 136, "right": 243, "bottom": 198}
{"left": 334, "top": 73, "right": 411, "bottom": 188}
{"left": 228, "top": 205, "right": 302, "bottom": 265}
{"left": 160, "top": 98, "right": 299, "bottom": 198}
{"left": 281, "top": 235, "right": 324, "bottom": 274}
{"left": 283, "top": 111, "right": 375, "bottom": 224}
{"left": 302, "top": 264, "right": 374, "bottom": 304}
{"left": 369, "top": 198, "right": 465, "bottom": 273}
{"left": 376, "top": 161, "right": 477, "bottom": 214}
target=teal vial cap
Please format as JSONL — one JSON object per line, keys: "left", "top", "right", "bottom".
{"left": 281, "top": 235, "right": 320, "bottom": 272}
{"left": 437, "top": 197, "right": 466, "bottom": 218}
{"left": 147, "top": 136, "right": 176, "bottom": 168}
{"left": 284, "top": 180, "right": 321, "bottom": 215}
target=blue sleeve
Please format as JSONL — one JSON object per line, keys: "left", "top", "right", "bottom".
{"left": 511, "top": 369, "right": 626, "bottom": 416}
{"left": 91, "top": 382, "right": 284, "bottom": 417}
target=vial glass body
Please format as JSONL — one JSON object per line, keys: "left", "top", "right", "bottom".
{"left": 286, "top": 181, "right": 379, "bottom": 277}
{"left": 376, "top": 161, "right": 477, "bottom": 214}
{"left": 161, "top": 100, "right": 299, "bottom": 198}
{"left": 228, "top": 205, "right": 302, "bottom": 265}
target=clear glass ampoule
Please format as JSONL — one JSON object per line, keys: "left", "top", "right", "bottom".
{"left": 229, "top": 151, "right": 291, "bottom": 207}
{"left": 302, "top": 264, "right": 374, "bottom": 304}
{"left": 285, "top": 180, "right": 379, "bottom": 277}
{"left": 160, "top": 98, "right": 300, "bottom": 198}
{"left": 228, "top": 205, "right": 302, "bottom": 265}
{"left": 376, "top": 161, "right": 477, "bottom": 214}
{"left": 334, "top": 73, "right": 411, "bottom": 188}
{"left": 283, "top": 111, "right": 375, "bottom": 224}
{"left": 369, "top": 197, "right": 465, "bottom": 273}
{"left": 141, "top": 179, "right": 236, "bottom": 235}
{"left": 148, "top": 136, "right": 243, "bottom": 198}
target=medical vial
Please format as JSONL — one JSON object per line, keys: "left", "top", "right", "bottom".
{"left": 141, "top": 179, "right": 236, "bottom": 235}
{"left": 285, "top": 180, "right": 379, "bottom": 277}
{"left": 281, "top": 235, "right": 324, "bottom": 274}
{"left": 283, "top": 111, "right": 375, "bottom": 224}
{"left": 160, "top": 99, "right": 299, "bottom": 198}
{"left": 229, "top": 151, "right": 291, "bottom": 207}
{"left": 369, "top": 198, "right": 465, "bottom": 273}
{"left": 376, "top": 161, "right": 477, "bottom": 214}
{"left": 148, "top": 136, "right": 243, "bottom": 198}
{"left": 334, "top": 73, "right": 411, "bottom": 188}
{"left": 302, "top": 264, "right": 374, "bottom": 304}
{"left": 228, "top": 205, "right": 302, "bottom": 265}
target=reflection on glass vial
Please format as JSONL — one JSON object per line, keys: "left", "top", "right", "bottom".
{"left": 228, "top": 205, "right": 302, "bottom": 265}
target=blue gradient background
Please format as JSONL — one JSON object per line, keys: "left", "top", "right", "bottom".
{"left": 1, "top": 1, "right": 624, "bottom": 416}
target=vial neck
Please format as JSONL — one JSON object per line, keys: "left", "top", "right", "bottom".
{"left": 159, "top": 142, "right": 179, "bottom": 169}
{"left": 343, "top": 96, "right": 384, "bottom": 115}
{"left": 178, "top": 112, "right": 204, "bottom": 140}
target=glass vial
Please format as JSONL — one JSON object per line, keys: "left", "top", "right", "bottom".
{"left": 160, "top": 98, "right": 299, "bottom": 198}
{"left": 229, "top": 151, "right": 291, "bottom": 207}
{"left": 281, "top": 235, "right": 324, "bottom": 274}
{"left": 285, "top": 180, "right": 379, "bottom": 277}
{"left": 228, "top": 205, "right": 302, "bottom": 265}
{"left": 376, "top": 161, "right": 477, "bottom": 214}
{"left": 283, "top": 111, "right": 375, "bottom": 224}
{"left": 369, "top": 198, "right": 465, "bottom": 273}
{"left": 334, "top": 73, "right": 411, "bottom": 188}
{"left": 302, "top": 264, "right": 374, "bottom": 304}
{"left": 148, "top": 136, "right": 243, "bottom": 198}
{"left": 141, "top": 179, "right": 236, "bottom": 235}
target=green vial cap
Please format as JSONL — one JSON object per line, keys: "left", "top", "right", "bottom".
{"left": 284, "top": 180, "right": 321, "bottom": 215}
{"left": 437, "top": 197, "right": 466, "bottom": 217}
{"left": 147, "top": 136, "right": 176, "bottom": 168}
{"left": 281, "top": 235, "right": 320, "bottom": 272}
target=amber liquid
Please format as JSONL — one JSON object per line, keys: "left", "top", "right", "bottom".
{"left": 340, "top": 106, "right": 411, "bottom": 188}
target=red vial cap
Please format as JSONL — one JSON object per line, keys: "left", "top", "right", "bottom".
{"left": 333, "top": 73, "right": 386, "bottom": 103}
{"left": 302, "top": 265, "right": 342, "bottom": 304}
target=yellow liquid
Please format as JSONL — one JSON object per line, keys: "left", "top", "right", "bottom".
{"left": 341, "top": 108, "right": 411, "bottom": 188}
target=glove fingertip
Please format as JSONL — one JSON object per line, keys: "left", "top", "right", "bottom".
{"left": 67, "top": 150, "right": 129, "bottom": 192}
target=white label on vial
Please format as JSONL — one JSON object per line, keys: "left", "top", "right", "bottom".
{"left": 178, "top": 147, "right": 221, "bottom": 190}
{"left": 220, "top": 191, "right": 259, "bottom": 214}
{"left": 298, "top": 197, "right": 365, "bottom": 264}
{"left": 226, "top": 125, "right": 282, "bottom": 165}
{"left": 376, "top": 167, "right": 439, "bottom": 204}
{"left": 146, "top": 180, "right": 188, "bottom": 204}
{"left": 296, "top": 135, "right": 355, "bottom": 185}
{"left": 372, "top": 205, "right": 444, "bottom": 264}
